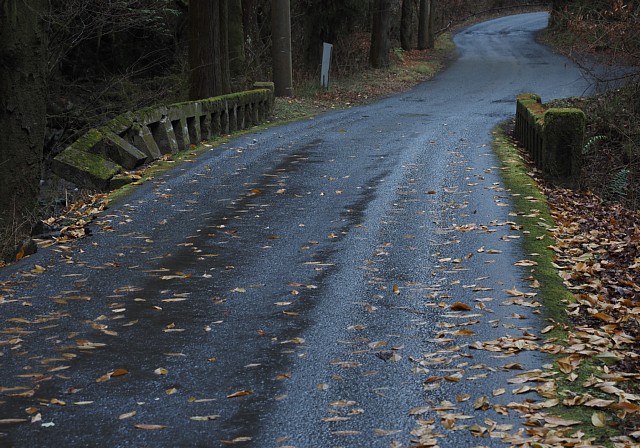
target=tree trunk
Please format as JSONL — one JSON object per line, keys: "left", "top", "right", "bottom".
{"left": 188, "top": 0, "right": 230, "bottom": 100}
{"left": 370, "top": 0, "right": 392, "bottom": 68}
{"left": 0, "top": 0, "right": 48, "bottom": 250}
{"left": 418, "top": 0, "right": 434, "bottom": 50}
{"left": 229, "top": 0, "right": 246, "bottom": 77}
{"left": 400, "top": 0, "right": 414, "bottom": 51}
{"left": 271, "top": 0, "right": 293, "bottom": 97}
{"left": 242, "top": 0, "right": 259, "bottom": 46}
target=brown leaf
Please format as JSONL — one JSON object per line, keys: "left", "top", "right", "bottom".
{"left": 227, "top": 390, "right": 253, "bottom": 398}
{"left": 543, "top": 415, "right": 582, "bottom": 427}
{"left": 0, "top": 419, "right": 28, "bottom": 424}
{"left": 450, "top": 302, "right": 471, "bottom": 311}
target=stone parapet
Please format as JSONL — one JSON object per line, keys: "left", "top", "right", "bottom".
{"left": 52, "top": 83, "right": 275, "bottom": 190}
{"left": 515, "top": 93, "right": 585, "bottom": 187}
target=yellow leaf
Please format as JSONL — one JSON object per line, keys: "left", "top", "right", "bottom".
{"left": 221, "top": 436, "right": 252, "bottom": 444}
{"left": 392, "top": 285, "right": 400, "bottom": 295}
{"left": 134, "top": 424, "right": 168, "bottom": 430}
{"left": 543, "top": 415, "right": 582, "bottom": 427}
{"left": 474, "top": 396, "right": 490, "bottom": 410}
{"left": 408, "top": 406, "right": 430, "bottom": 415}
{"left": 119, "top": 411, "right": 137, "bottom": 420}
{"left": 190, "top": 415, "right": 220, "bottom": 421}
{"left": 591, "top": 412, "right": 606, "bottom": 427}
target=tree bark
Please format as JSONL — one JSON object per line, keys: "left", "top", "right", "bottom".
{"left": 370, "top": 0, "right": 392, "bottom": 68}
{"left": 271, "top": 0, "right": 293, "bottom": 97}
{"left": 400, "top": 0, "right": 414, "bottom": 51}
{"left": 0, "top": 0, "right": 48, "bottom": 247}
{"left": 242, "top": 0, "right": 259, "bottom": 48}
{"left": 418, "top": 0, "right": 434, "bottom": 50}
{"left": 228, "top": 0, "right": 246, "bottom": 76}
{"left": 188, "top": 0, "right": 230, "bottom": 100}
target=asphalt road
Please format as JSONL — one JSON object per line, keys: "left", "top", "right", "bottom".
{"left": 1, "top": 12, "right": 595, "bottom": 448}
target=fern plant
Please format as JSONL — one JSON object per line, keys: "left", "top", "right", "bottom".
{"left": 609, "top": 167, "right": 630, "bottom": 199}
{"left": 582, "top": 135, "right": 608, "bottom": 155}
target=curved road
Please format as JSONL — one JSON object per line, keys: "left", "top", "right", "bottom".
{"left": 1, "top": 13, "right": 593, "bottom": 448}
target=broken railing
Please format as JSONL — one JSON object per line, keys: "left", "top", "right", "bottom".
{"left": 52, "top": 82, "right": 275, "bottom": 190}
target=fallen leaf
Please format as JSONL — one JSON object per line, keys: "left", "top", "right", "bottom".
{"left": 190, "top": 415, "right": 220, "bottom": 421}
{"left": 134, "top": 424, "right": 168, "bottom": 430}
{"left": 450, "top": 302, "right": 471, "bottom": 311}
{"left": 119, "top": 411, "right": 137, "bottom": 420}
{"left": 591, "top": 412, "right": 606, "bottom": 427}
{"left": 543, "top": 415, "right": 582, "bottom": 427}
{"left": 227, "top": 390, "right": 253, "bottom": 398}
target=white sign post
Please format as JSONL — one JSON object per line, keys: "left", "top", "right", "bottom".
{"left": 320, "top": 42, "right": 333, "bottom": 89}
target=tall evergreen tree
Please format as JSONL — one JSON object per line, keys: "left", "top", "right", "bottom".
{"left": 370, "top": 0, "right": 392, "bottom": 68}
{"left": 272, "top": 0, "right": 293, "bottom": 96}
{"left": 400, "top": 0, "right": 415, "bottom": 51}
{"left": 418, "top": 0, "right": 434, "bottom": 50}
{"left": 188, "top": 0, "right": 231, "bottom": 99}
{"left": 0, "top": 0, "right": 48, "bottom": 255}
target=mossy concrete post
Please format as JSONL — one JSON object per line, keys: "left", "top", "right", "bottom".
{"left": 131, "top": 123, "right": 162, "bottom": 160}
{"left": 515, "top": 93, "right": 540, "bottom": 144}
{"left": 253, "top": 82, "right": 275, "bottom": 117}
{"left": 51, "top": 146, "right": 121, "bottom": 190}
{"left": 542, "top": 108, "right": 585, "bottom": 187}
{"left": 104, "top": 132, "right": 147, "bottom": 169}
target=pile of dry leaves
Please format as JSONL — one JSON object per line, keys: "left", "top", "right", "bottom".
{"left": 545, "top": 187, "right": 640, "bottom": 441}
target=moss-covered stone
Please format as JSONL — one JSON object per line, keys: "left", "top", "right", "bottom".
{"left": 515, "top": 94, "right": 586, "bottom": 187}
{"left": 543, "top": 108, "right": 586, "bottom": 186}
{"left": 104, "top": 132, "right": 147, "bottom": 169}
{"left": 52, "top": 146, "right": 122, "bottom": 190}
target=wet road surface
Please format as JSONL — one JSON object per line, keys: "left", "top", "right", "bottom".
{"left": 1, "top": 13, "right": 594, "bottom": 448}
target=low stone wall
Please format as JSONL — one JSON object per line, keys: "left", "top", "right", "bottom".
{"left": 53, "top": 83, "right": 275, "bottom": 190}
{"left": 514, "top": 93, "right": 586, "bottom": 186}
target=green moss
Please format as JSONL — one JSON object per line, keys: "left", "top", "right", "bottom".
{"left": 493, "top": 123, "right": 623, "bottom": 447}
{"left": 58, "top": 147, "right": 120, "bottom": 178}
{"left": 492, "top": 124, "right": 574, "bottom": 323}
{"left": 74, "top": 129, "right": 104, "bottom": 153}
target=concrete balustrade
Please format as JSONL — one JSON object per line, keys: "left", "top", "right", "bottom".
{"left": 514, "top": 93, "right": 585, "bottom": 187}
{"left": 52, "top": 83, "right": 275, "bottom": 190}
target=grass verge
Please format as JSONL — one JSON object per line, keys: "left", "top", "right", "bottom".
{"left": 492, "top": 123, "right": 574, "bottom": 325}
{"left": 492, "top": 123, "right": 628, "bottom": 447}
